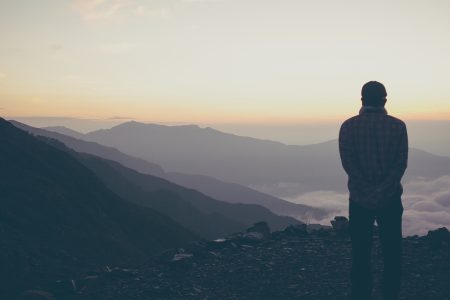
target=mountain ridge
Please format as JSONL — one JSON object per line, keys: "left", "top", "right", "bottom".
{"left": 75, "top": 121, "right": 450, "bottom": 195}
{"left": 13, "top": 120, "right": 322, "bottom": 220}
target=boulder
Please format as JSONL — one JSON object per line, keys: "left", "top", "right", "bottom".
{"left": 246, "top": 222, "right": 271, "bottom": 239}
{"left": 427, "top": 227, "right": 450, "bottom": 248}
{"left": 331, "top": 216, "right": 349, "bottom": 235}
{"left": 283, "top": 224, "right": 308, "bottom": 236}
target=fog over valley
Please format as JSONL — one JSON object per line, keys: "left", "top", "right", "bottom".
{"left": 283, "top": 176, "right": 450, "bottom": 236}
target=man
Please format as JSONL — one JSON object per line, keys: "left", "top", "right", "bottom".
{"left": 339, "top": 81, "right": 408, "bottom": 300}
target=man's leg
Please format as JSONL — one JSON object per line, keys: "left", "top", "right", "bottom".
{"left": 349, "top": 201, "right": 376, "bottom": 300}
{"left": 376, "top": 199, "right": 403, "bottom": 300}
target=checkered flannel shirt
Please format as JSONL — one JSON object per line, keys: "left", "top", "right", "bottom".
{"left": 339, "top": 107, "right": 408, "bottom": 209}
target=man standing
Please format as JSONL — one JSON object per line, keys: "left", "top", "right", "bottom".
{"left": 339, "top": 81, "right": 408, "bottom": 300}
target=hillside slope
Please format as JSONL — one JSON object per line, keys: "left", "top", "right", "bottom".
{"left": 44, "top": 224, "right": 450, "bottom": 300}
{"left": 74, "top": 152, "right": 300, "bottom": 236}
{"left": 0, "top": 118, "right": 196, "bottom": 294}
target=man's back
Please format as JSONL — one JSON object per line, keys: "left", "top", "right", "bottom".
{"left": 339, "top": 106, "right": 408, "bottom": 209}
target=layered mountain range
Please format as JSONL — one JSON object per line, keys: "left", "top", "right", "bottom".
{"left": 13, "top": 121, "right": 322, "bottom": 220}
{"left": 1, "top": 118, "right": 309, "bottom": 295}
{"left": 46, "top": 121, "right": 450, "bottom": 196}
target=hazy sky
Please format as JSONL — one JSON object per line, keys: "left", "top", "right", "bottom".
{"left": 1, "top": 0, "right": 450, "bottom": 123}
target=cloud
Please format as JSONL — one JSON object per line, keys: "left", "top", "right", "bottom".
{"left": 281, "top": 176, "right": 450, "bottom": 237}
{"left": 0, "top": 72, "right": 6, "bottom": 79}
{"left": 288, "top": 190, "right": 348, "bottom": 215}
{"left": 132, "top": 5, "right": 171, "bottom": 18}
{"left": 72, "top": 0, "right": 173, "bottom": 21}
{"left": 98, "top": 42, "right": 137, "bottom": 54}
{"left": 285, "top": 190, "right": 349, "bottom": 226}
{"left": 401, "top": 176, "right": 450, "bottom": 236}
{"left": 435, "top": 192, "right": 450, "bottom": 207}
{"left": 72, "top": 0, "right": 130, "bottom": 21}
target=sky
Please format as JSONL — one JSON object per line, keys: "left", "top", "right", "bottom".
{"left": 1, "top": 0, "right": 450, "bottom": 124}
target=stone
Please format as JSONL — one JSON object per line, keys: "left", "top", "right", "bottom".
{"left": 331, "top": 216, "right": 349, "bottom": 234}
{"left": 19, "top": 290, "right": 55, "bottom": 300}
{"left": 39, "top": 217, "right": 450, "bottom": 300}
{"left": 283, "top": 223, "right": 308, "bottom": 236}
{"left": 427, "top": 227, "right": 450, "bottom": 247}
{"left": 246, "top": 221, "right": 271, "bottom": 239}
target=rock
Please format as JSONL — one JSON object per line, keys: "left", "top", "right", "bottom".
{"left": 331, "top": 216, "right": 349, "bottom": 235}
{"left": 283, "top": 224, "right": 308, "bottom": 236}
{"left": 307, "top": 223, "right": 331, "bottom": 232}
{"left": 311, "top": 227, "right": 331, "bottom": 237}
{"left": 19, "top": 290, "right": 55, "bottom": 300}
{"left": 42, "top": 218, "right": 450, "bottom": 300}
{"left": 48, "top": 279, "right": 77, "bottom": 295}
{"left": 427, "top": 227, "right": 450, "bottom": 247}
{"left": 246, "top": 221, "right": 271, "bottom": 239}
{"left": 213, "top": 238, "right": 227, "bottom": 243}
{"left": 106, "top": 268, "right": 137, "bottom": 279}
{"left": 172, "top": 253, "right": 193, "bottom": 261}
{"left": 207, "top": 239, "right": 231, "bottom": 250}
{"left": 76, "top": 275, "right": 102, "bottom": 294}
{"left": 171, "top": 249, "right": 194, "bottom": 262}
{"left": 243, "top": 231, "right": 268, "bottom": 241}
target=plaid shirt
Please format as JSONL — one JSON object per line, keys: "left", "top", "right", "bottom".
{"left": 339, "top": 107, "right": 408, "bottom": 209}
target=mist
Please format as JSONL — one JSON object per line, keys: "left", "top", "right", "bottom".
{"left": 283, "top": 176, "right": 450, "bottom": 236}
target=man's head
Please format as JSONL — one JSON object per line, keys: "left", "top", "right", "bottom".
{"left": 361, "top": 81, "right": 387, "bottom": 107}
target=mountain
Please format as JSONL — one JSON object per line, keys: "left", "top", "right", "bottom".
{"left": 73, "top": 152, "right": 301, "bottom": 238}
{"left": 82, "top": 121, "right": 450, "bottom": 196}
{"left": 12, "top": 117, "right": 450, "bottom": 157}
{"left": 11, "top": 120, "right": 164, "bottom": 177}
{"left": 43, "top": 126, "right": 85, "bottom": 139}
{"left": 165, "top": 172, "right": 325, "bottom": 219}
{"left": 0, "top": 118, "right": 196, "bottom": 295}
{"left": 12, "top": 120, "right": 302, "bottom": 236}
{"left": 12, "top": 120, "right": 322, "bottom": 219}
{"left": 83, "top": 121, "right": 342, "bottom": 190}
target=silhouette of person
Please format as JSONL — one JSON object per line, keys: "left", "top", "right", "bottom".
{"left": 339, "top": 81, "right": 408, "bottom": 300}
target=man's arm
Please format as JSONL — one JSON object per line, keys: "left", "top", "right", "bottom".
{"left": 338, "top": 121, "right": 367, "bottom": 188}
{"left": 374, "top": 122, "right": 408, "bottom": 194}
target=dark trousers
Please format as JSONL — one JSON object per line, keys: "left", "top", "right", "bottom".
{"left": 349, "top": 199, "right": 403, "bottom": 300}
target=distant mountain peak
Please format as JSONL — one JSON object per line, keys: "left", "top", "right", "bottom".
{"left": 106, "top": 121, "right": 202, "bottom": 132}
{"left": 43, "top": 126, "right": 84, "bottom": 138}
{"left": 114, "top": 120, "right": 144, "bottom": 128}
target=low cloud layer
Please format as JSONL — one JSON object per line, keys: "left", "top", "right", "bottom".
{"left": 282, "top": 176, "right": 450, "bottom": 237}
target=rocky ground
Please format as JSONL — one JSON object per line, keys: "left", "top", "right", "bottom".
{"left": 18, "top": 220, "right": 450, "bottom": 300}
